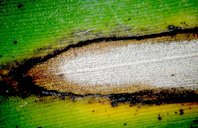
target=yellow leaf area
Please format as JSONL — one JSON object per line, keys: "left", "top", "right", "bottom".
{"left": 0, "top": 96, "right": 197, "bottom": 128}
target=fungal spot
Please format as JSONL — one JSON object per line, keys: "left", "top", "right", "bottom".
{"left": 0, "top": 29, "right": 198, "bottom": 100}
{"left": 181, "top": 22, "right": 188, "bottom": 26}
{"left": 26, "top": 32, "right": 198, "bottom": 95}
{"left": 17, "top": 3, "right": 24, "bottom": 9}
{"left": 123, "top": 123, "right": 127, "bottom": 126}
{"left": 61, "top": 96, "right": 65, "bottom": 100}
{"left": 192, "top": 119, "right": 198, "bottom": 124}
{"left": 168, "top": 25, "right": 181, "bottom": 31}
{"left": 69, "top": 95, "right": 75, "bottom": 101}
{"left": 111, "top": 101, "right": 118, "bottom": 107}
{"left": 58, "top": 74, "right": 64, "bottom": 78}
{"left": 158, "top": 114, "right": 162, "bottom": 121}
{"left": 179, "top": 109, "right": 184, "bottom": 115}
{"left": 37, "top": 46, "right": 52, "bottom": 52}
{"left": 13, "top": 40, "right": 17, "bottom": 45}
{"left": 38, "top": 48, "right": 43, "bottom": 51}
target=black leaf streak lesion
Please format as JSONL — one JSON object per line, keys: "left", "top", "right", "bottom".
{"left": 123, "top": 122, "right": 127, "bottom": 126}
{"left": 158, "top": 114, "right": 162, "bottom": 121}
{"left": 168, "top": 25, "right": 182, "bottom": 32}
{"left": 17, "top": 3, "right": 24, "bottom": 9}
{"left": 179, "top": 109, "right": 184, "bottom": 115}
{"left": 13, "top": 40, "right": 18, "bottom": 45}
{"left": 0, "top": 28, "right": 198, "bottom": 106}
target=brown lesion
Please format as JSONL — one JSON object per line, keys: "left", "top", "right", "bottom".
{"left": 0, "top": 29, "right": 198, "bottom": 101}
{"left": 26, "top": 32, "right": 198, "bottom": 95}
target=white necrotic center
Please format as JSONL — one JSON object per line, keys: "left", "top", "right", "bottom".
{"left": 58, "top": 40, "right": 198, "bottom": 89}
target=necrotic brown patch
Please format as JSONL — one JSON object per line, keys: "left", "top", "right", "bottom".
{"left": 26, "top": 33, "right": 198, "bottom": 95}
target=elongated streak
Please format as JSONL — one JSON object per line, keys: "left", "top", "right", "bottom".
{"left": 27, "top": 35, "right": 198, "bottom": 94}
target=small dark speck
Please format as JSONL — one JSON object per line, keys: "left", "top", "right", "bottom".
{"left": 158, "top": 114, "right": 162, "bottom": 121}
{"left": 16, "top": 126, "right": 18, "bottom": 128}
{"left": 181, "top": 22, "right": 188, "bottom": 26}
{"left": 111, "top": 101, "right": 118, "bottom": 107}
{"left": 0, "top": 55, "right": 2, "bottom": 58}
{"left": 17, "top": 3, "right": 24, "bottom": 9}
{"left": 179, "top": 109, "right": 184, "bottom": 115}
{"left": 38, "top": 127, "right": 42, "bottom": 128}
{"left": 175, "top": 112, "right": 177, "bottom": 114}
{"left": 61, "top": 96, "right": 65, "bottom": 100}
{"left": 128, "top": 18, "right": 131, "bottom": 20}
{"left": 168, "top": 25, "right": 175, "bottom": 31}
{"left": 168, "top": 25, "right": 181, "bottom": 31}
{"left": 13, "top": 40, "right": 17, "bottom": 44}
{"left": 58, "top": 74, "right": 64, "bottom": 78}
{"left": 192, "top": 119, "right": 198, "bottom": 124}
{"left": 69, "top": 95, "right": 75, "bottom": 101}
{"left": 171, "top": 74, "right": 175, "bottom": 77}
{"left": 92, "top": 110, "right": 95, "bottom": 112}
{"left": 124, "top": 123, "right": 127, "bottom": 126}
